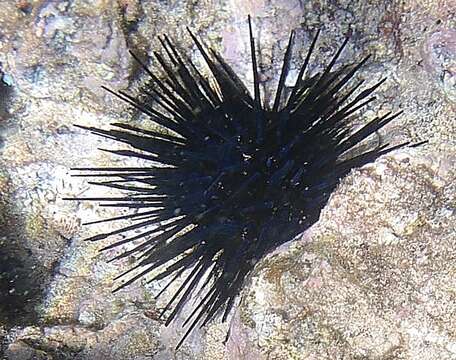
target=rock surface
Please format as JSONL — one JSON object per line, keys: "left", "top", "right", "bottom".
{"left": 228, "top": 150, "right": 456, "bottom": 359}
{"left": 0, "top": 0, "right": 454, "bottom": 359}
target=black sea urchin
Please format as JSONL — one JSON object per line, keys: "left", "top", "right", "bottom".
{"left": 69, "top": 17, "right": 423, "bottom": 348}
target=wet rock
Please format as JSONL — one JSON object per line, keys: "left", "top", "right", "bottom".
{"left": 0, "top": 0, "right": 130, "bottom": 107}
{"left": 0, "top": 0, "right": 455, "bottom": 359}
{"left": 229, "top": 150, "right": 456, "bottom": 359}
{"left": 422, "top": 29, "right": 456, "bottom": 104}
{"left": 5, "top": 315, "right": 162, "bottom": 360}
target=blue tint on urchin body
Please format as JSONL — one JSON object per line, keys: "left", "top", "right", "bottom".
{"left": 68, "top": 17, "right": 424, "bottom": 348}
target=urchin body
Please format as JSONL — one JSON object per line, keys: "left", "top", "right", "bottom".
{"left": 70, "top": 17, "right": 422, "bottom": 347}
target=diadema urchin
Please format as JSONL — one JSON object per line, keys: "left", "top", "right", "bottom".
{"left": 68, "top": 17, "right": 424, "bottom": 348}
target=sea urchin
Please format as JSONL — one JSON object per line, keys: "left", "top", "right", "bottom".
{"left": 69, "top": 17, "right": 423, "bottom": 348}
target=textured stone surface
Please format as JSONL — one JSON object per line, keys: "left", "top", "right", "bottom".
{"left": 0, "top": 0, "right": 454, "bottom": 359}
{"left": 228, "top": 150, "right": 456, "bottom": 359}
{"left": 422, "top": 29, "right": 456, "bottom": 104}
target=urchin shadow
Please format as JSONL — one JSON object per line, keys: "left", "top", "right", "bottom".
{"left": 0, "top": 199, "right": 47, "bottom": 328}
